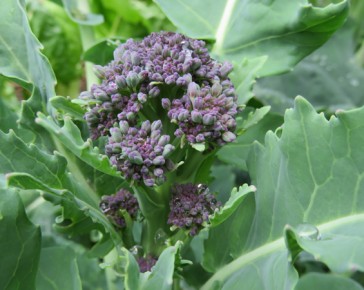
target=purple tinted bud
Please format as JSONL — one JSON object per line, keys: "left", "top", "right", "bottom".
{"left": 196, "top": 134, "right": 205, "bottom": 143}
{"left": 178, "top": 110, "right": 189, "bottom": 121}
{"left": 119, "top": 120, "right": 129, "bottom": 134}
{"left": 137, "top": 93, "right": 147, "bottom": 103}
{"left": 131, "top": 51, "right": 141, "bottom": 65}
{"left": 202, "top": 114, "right": 216, "bottom": 125}
{"left": 129, "top": 151, "right": 143, "bottom": 164}
{"left": 93, "top": 65, "right": 105, "bottom": 79}
{"left": 149, "top": 86, "right": 160, "bottom": 98}
{"left": 158, "top": 135, "right": 170, "bottom": 146}
{"left": 141, "top": 120, "right": 151, "bottom": 132}
{"left": 93, "top": 89, "right": 109, "bottom": 101}
{"left": 211, "top": 83, "right": 223, "bottom": 97}
{"left": 220, "top": 62, "right": 233, "bottom": 77}
{"left": 79, "top": 91, "right": 92, "bottom": 100}
{"left": 192, "top": 97, "right": 204, "bottom": 110}
{"left": 154, "top": 168, "right": 164, "bottom": 177}
{"left": 110, "top": 127, "right": 122, "bottom": 142}
{"left": 115, "top": 75, "right": 127, "bottom": 89}
{"left": 151, "top": 120, "right": 162, "bottom": 131}
{"left": 174, "top": 129, "right": 184, "bottom": 138}
{"left": 161, "top": 98, "right": 171, "bottom": 110}
{"left": 152, "top": 156, "right": 165, "bottom": 165}
{"left": 137, "top": 255, "right": 157, "bottom": 273}
{"left": 222, "top": 131, "right": 236, "bottom": 142}
{"left": 167, "top": 183, "right": 221, "bottom": 236}
{"left": 162, "top": 144, "right": 175, "bottom": 157}
{"left": 126, "top": 71, "right": 140, "bottom": 88}
{"left": 100, "top": 189, "right": 139, "bottom": 228}
{"left": 191, "top": 110, "right": 203, "bottom": 123}
{"left": 187, "top": 82, "right": 200, "bottom": 98}
{"left": 144, "top": 178, "right": 155, "bottom": 187}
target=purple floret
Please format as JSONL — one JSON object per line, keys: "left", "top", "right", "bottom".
{"left": 106, "top": 120, "right": 175, "bottom": 187}
{"left": 167, "top": 183, "right": 221, "bottom": 236}
{"left": 100, "top": 189, "right": 139, "bottom": 228}
{"left": 137, "top": 255, "right": 158, "bottom": 273}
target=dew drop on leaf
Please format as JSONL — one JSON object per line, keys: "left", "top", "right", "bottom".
{"left": 296, "top": 223, "right": 321, "bottom": 240}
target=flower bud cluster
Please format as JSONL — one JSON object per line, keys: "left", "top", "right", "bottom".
{"left": 137, "top": 255, "right": 158, "bottom": 272}
{"left": 167, "top": 183, "right": 221, "bottom": 236}
{"left": 166, "top": 79, "right": 237, "bottom": 145}
{"left": 99, "top": 189, "right": 139, "bottom": 228}
{"left": 106, "top": 120, "right": 175, "bottom": 187}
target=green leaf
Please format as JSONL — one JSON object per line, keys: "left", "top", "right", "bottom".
{"left": 0, "top": 189, "right": 41, "bottom": 290}
{"left": 50, "top": 96, "right": 85, "bottom": 121}
{"left": 209, "top": 184, "right": 256, "bottom": 227}
{"left": 0, "top": 0, "right": 56, "bottom": 109}
{"left": 36, "top": 247, "right": 82, "bottom": 290}
{"left": 295, "top": 273, "right": 364, "bottom": 290}
{"left": 35, "top": 113, "right": 122, "bottom": 177}
{"left": 29, "top": 0, "right": 83, "bottom": 85}
{"left": 61, "top": 0, "right": 104, "bottom": 25}
{"left": 83, "top": 38, "right": 122, "bottom": 65}
{"left": 237, "top": 106, "right": 271, "bottom": 132}
{"left": 229, "top": 57, "right": 267, "bottom": 105}
{"left": 0, "top": 98, "right": 19, "bottom": 133}
{"left": 217, "top": 111, "right": 283, "bottom": 171}
{"left": 119, "top": 247, "right": 140, "bottom": 290}
{"left": 155, "top": 0, "right": 349, "bottom": 76}
{"left": 255, "top": 22, "right": 364, "bottom": 113}
{"left": 202, "top": 97, "right": 364, "bottom": 289}
{"left": 0, "top": 130, "right": 67, "bottom": 188}
{"left": 141, "top": 242, "right": 182, "bottom": 290}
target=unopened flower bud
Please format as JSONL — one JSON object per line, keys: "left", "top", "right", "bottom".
{"left": 141, "top": 120, "right": 151, "bottom": 132}
{"left": 178, "top": 110, "right": 189, "bottom": 121}
{"left": 161, "top": 98, "right": 171, "bottom": 110}
{"left": 137, "top": 93, "right": 147, "bottom": 103}
{"left": 151, "top": 120, "right": 162, "bottom": 131}
{"left": 115, "top": 75, "right": 127, "bottom": 89}
{"left": 131, "top": 51, "right": 141, "bottom": 65}
{"left": 149, "top": 86, "right": 160, "bottom": 98}
{"left": 220, "top": 62, "right": 233, "bottom": 78}
{"left": 193, "top": 97, "right": 204, "bottom": 110}
{"left": 202, "top": 114, "right": 216, "bottom": 125}
{"left": 144, "top": 178, "right": 155, "bottom": 187}
{"left": 153, "top": 156, "right": 165, "bottom": 165}
{"left": 93, "top": 89, "right": 109, "bottom": 101}
{"left": 222, "top": 131, "right": 236, "bottom": 142}
{"left": 211, "top": 83, "right": 223, "bottom": 97}
{"left": 187, "top": 82, "right": 200, "bottom": 98}
{"left": 126, "top": 71, "right": 140, "bottom": 88}
{"left": 163, "top": 144, "right": 175, "bottom": 157}
{"left": 119, "top": 120, "right": 129, "bottom": 134}
{"left": 191, "top": 111, "right": 203, "bottom": 123}
{"left": 93, "top": 65, "right": 105, "bottom": 79}
{"left": 154, "top": 168, "right": 164, "bottom": 177}
{"left": 110, "top": 127, "right": 122, "bottom": 142}
{"left": 129, "top": 151, "right": 143, "bottom": 165}
{"left": 196, "top": 134, "right": 205, "bottom": 143}
{"left": 158, "top": 135, "right": 170, "bottom": 146}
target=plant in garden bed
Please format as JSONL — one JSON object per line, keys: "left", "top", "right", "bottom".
{"left": 3, "top": 0, "right": 364, "bottom": 289}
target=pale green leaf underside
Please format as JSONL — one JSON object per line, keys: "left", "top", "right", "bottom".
{"left": 155, "top": 0, "right": 349, "bottom": 76}
{"left": 295, "top": 273, "right": 363, "bottom": 290}
{"left": 36, "top": 247, "right": 82, "bottom": 290}
{"left": 202, "top": 97, "right": 364, "bottom": 289}
{"left": 0, "top": 189, "right": 41, "bottom": 290}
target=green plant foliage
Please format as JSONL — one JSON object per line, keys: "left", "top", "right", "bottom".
{"left": 255, "top": 22, "right": 364, "bottom": 113}
{"left": 0, "top": 189, "right": 41, "bottom": 290}
{"left": 36, "top": 246, "right": 82, "bottom": 290}
{"left": 155, "top": 0, "right": 349, "bottom": 76}
{"left": 295, "top": 273, "right": 364, "bottom": 290}
{"left": 202, "top": 97, "right": 364, "bottom": 289}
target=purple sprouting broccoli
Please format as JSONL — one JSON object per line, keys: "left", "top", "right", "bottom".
{"left": 137, "top": 255, "right": 158, "bottom": 273}
{"left": 106, "top": 120, "right": 175, "bottom": 187}
{"left": 167, "top": 183, "right": 221, "bottom": 236}
{"left": 100, "top": 189, "right": 139, "bottom": 228}
{"left": 79, "top": 31, "right": 238, "bottom": 185}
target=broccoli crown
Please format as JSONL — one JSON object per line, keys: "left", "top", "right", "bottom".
{"left": 167, "top": 183, "right": 221, "bottom": 236}
{"left": 80, "top": 31, "right": 238, "bottom": 185}
{"left": 99, "top": 189, "right": 139, "bottom": 228}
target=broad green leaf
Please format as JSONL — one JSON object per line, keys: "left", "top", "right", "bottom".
{"left": 155, "top": 0, "right": 349, "bottom": 76}
{"left": 0, "top": 130, "right": 67, "bottom": 188}
{"left": 202, "top": 97, "right": 364, "bottom": 289}
{"left": 36, "top": 247, "right": 82, "bottom": 290}
{"left": 209, "top": 184, "right": 256, "bottom": 227}
{"left": 237, "top": 106, "right": 271, "bottom": 133}
{"left": 0, "top": 189, "right": 41, "bottom": 290}
{"left": 0, "top": 98, "right": 19, "bottom": 133}
{"left": 50, "top": 96, "right": 85, "bottom": 121}
{"left": 83, "top": 38, "right": 122, "bottom": 65}
{"left": 61, "top": 0, "right": 104, "bottom": 25}
{"left": 141, "top": 242, "right": 182, "bottom": 290}
{"left": 229, "top": 57, "right": 267, "bottom": 105}
{"left": 295, "top": 273, "right": 364, "bottom": 290}
{"left": 255, "top": 22, "right": 364, "bottom": 113}
{"left": 119, "top": 247, "right": 140, "bottom": 290}
{"left": 217, "top": 111, "right": 283, "bottom": 170}
{"left": 36, "top": 113, "right": 122, "bottom": 177}
{"left": 0, "top": 0, "right": 56, "bottom": 109}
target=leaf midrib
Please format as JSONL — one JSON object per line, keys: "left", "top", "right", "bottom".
{"left": 202, "top": 213, "right": 364, "bottom": 289}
